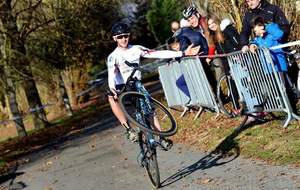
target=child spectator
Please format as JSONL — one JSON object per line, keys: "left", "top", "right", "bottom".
{"left": 249, "top": 16, "right": 287, "bottom": 73}
{"left": 249, "top": 16, "right": 298, "bottom": 112}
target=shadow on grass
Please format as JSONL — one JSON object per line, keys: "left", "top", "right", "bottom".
{"left": 161, "top": 115, "right": 266, "bottom": 188}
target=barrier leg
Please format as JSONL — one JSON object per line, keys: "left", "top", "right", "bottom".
{"left": 283, "top": 112, "right": 292, "bottom": 128}
{"left": 194, "top": 107, "right": 204, "bottom": 120}
{"left": 180, "top": 106, "right": 189, "bottom": 118}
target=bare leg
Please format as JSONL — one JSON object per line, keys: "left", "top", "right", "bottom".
{"left": 153, "top": 116, "right": 162, "bottom": 131}
{"left": 108, "top": 96, "right": 129, "bottom": 129}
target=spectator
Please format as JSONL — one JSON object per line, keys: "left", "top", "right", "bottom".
{"left": 182, "top": 6, "right": 218, "bottom": 94}
{"left": 249, "top": 17, "right": 287, "bottom": 72}
{"left": 207, "top": 14, "right": 241, "bottom": 115}
{"left": 174, "top": 18, "right": 209, "bottom": 55}
{"left": 241, "top": 0, "right": 290, "bottom": 52}
{"left": 249, "top": 16, "right": 298, "bottom": 112}
{"left": 182, "top": 6, "right": 215, "bottom": 60}
{"left": 170, "top": 21, "right": 180, "bottom": 34}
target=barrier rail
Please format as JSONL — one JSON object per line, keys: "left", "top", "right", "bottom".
{"left": 0, "top": 104, "right": 53, "bottom": 126}
{"left": 158, "top": 57, "right": 219, "bottom": 119}
{"left": 227, "top": 48, "right": 300, "bottom": 128}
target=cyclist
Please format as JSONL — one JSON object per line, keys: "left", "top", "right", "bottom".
{"left": 107, "top": 22, "right": 194, "bottom": 147}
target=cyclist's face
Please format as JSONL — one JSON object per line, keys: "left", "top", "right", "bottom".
{"left": 246, "top": 0, "right": 261, "bottom": 9}
{"left": 114, "top": 33, "right": 130, "bottom": 48}
{"left": 187, "top": 14, "right": 199, "bottom": 28}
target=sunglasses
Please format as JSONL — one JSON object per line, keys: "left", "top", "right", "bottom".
{"left": 116, "top": 34, "right": 130, "bottom": 39}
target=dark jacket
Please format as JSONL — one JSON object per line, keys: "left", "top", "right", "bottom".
{"left": 240, "top": 0, "right": 290, "bottom": 46}
{"left": 177, "top": 27, "right": 209, "bottom": 55}
{"left": 177, "top": 36, "right": 191, "bottom": 51}
{"left": 216, "top": 22, "right": 240, "bottom": 54}
{"left": 215, "top": 19, "right": 241, "bottom": 74}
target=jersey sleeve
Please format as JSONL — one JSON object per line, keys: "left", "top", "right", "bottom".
{"left": 106, "top": 55, "right": 115, "bottom": 90}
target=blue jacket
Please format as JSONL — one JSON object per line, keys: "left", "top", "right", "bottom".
{"left": 251, "top": 22, "right": 287, "bottom": 72}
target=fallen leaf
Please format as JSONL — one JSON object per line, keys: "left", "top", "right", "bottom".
{"left": 195, "top": 178, "right": 213, "bottom": 185}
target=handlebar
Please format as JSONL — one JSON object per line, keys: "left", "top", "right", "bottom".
{"left": 125, "top": 61, "right": 151, "bottom": 73}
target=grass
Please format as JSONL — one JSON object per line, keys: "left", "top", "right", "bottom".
{"left": 170, "top": 107, "right": 300, "bottom": 166}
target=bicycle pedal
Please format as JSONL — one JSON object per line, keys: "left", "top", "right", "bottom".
{"left": 158, "top": 139, "right": 173, "bottom": 151}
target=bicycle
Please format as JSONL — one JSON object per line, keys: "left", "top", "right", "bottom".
{"left": 217, "top": 71, "right": 242, "bottom": 118}
{"left": 118, "top": 61, "right": 177, "bottom": 188}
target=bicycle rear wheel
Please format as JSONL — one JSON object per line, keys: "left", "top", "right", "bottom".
{"left": 217, "top": 74, "right": 240, "bottom": 117}
{"left": 119, "top": 91, "right": 177, "bottom": 137}
{"left": 139, "top": 133, "right": 160, "bottom": 188}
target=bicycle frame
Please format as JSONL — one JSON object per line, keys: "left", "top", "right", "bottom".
{"left": 133, "top": 80, "right": 157, "bottom": 148}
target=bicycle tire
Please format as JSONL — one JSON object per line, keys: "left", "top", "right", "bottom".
{"left": 139, "top": 134, "right": 160, "bottom": 188}
{"left": 119, "top": 91, "right": 177, "bottom": 137}
{"left": 217, "top": 74, "right": 238, "bottom": 117}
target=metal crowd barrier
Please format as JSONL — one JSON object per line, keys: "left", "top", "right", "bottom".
{"left": 227, "top": 48, "right": 300, "bottom": 128}
{"left": 158, "top": 57, "right": 219, "bottom": 119}
{"left": 158, "top": 61, "right": 190, "bottom": 108}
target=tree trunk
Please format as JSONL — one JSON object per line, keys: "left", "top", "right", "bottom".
{"left": 0, "top": 34, "right": 27, "bottom": 137}
{"left": 1, "top": 0, "right": 48, "bottom": 129}
{"left": 22, "top": 78, "right": 49, "bottom": 129}
{"left": 59, "top": 73, "right": 73, "bottom": 116}
{"left": 4, "top": 65, "right": 27, "bottom": 137}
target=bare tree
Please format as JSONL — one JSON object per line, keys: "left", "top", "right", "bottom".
{"left": 0, "top": 33, "right": 27, "bottom": 137}
{"left": 0, "top": 0, "right": 55, "bottom": 131}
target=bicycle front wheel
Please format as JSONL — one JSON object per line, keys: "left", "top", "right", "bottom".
{"left": 119, "top": 91, "right": 177, "bottom": 137}
{"left": 139, "top": 133, "right": 160, "bottom": 188}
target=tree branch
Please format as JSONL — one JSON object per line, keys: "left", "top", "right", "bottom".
{"left": 22, "top": 18, "right": 55, "bottom": 40}
{"left": 15, "top": 0, "right": 42, "bottom": 17}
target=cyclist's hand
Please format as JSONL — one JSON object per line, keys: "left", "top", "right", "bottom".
{"left": 241, "top": 45, "right": 249, "bottom": 53}
{"left": 110, "top": 89, "right": 118, "bottom": 100}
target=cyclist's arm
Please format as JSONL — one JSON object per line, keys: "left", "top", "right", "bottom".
{"left": 107, "top": 55, "right": 116, "bottom": 93}
{"left": 141, "top": 50, "right": 184, "bottom": 59}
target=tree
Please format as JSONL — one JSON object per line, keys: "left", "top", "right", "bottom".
{"left": 0, "top": 34, "right": 27, "bottom": 137}
{"left": 27, "top": 0, "right": 122, "bottom": 108}
{"left": 146, "top": 0, "right": 185, "bottom": 44}
{"left": 0, "top": 0, "right": 57, "bottom": 132}
{"left": 129, "top": 0, "right": 158, "bottom": 48}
